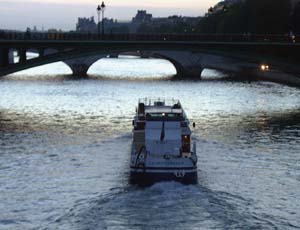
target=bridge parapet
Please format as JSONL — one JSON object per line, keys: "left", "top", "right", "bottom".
{"left": 0, "top": 31, "right": 297, "bottom": 43}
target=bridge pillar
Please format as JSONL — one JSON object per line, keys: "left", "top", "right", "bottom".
{"left": 176, "top": 66, "right": 203, "bottom": 79}
{"left": 150, "top": 51, "right": 203, "bottom": 80}
{"left": 0, "top": 48, "right": 9, "bottom": 67}
{"left": 38, "top": 49, "right": 45, "bottom": 57}
{"left": 109, "top": 54, "right": 118, "bottom": 58}
{"left": 19, "top": 48, "right": 27, "bottom": 63}
{"left": 63, "top": 55, "right": 105, "bottom": 77}
{"left": 69, "top": 64, "right": 90, "bottom": 77}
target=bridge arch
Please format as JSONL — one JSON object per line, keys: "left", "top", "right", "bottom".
{"left": 63, "top": 55, "right": 106, "bottom": 77}
{"left": 58, "top": 51, "right": 202, "bottom": 78}
{"left": 87, "top": 53, "right": 178, "bottom": 78}
{"left": 149, "top": 52, "right": 202, "bottom": 79}
{"left": 100, "top": 51, "right": 203, "bottom": 79}
{"left": 0, "top": 46, "right": 264, "bottom": 80}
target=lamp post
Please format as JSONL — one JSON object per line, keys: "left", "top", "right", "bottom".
{"left": 97, "top": 5, "right": 101, "bottom": 39}
{"left": 101, "top": 1, "right": 106, "bottom": 37}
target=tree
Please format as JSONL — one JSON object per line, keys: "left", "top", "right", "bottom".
{"left": 291, "top": 2, "right": 300, "bottom": 33}
{"left": 196, "top": 0, "right": 291, "bottom": 34}
{"left": 246, "top": 0, "right": 291, "bottom": 34}
{"left": 217, "top": 3, "right": 248, "bottom": 33}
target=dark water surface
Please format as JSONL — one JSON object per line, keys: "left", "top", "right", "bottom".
{"left": 0, "top": 60, "right": 300, "bottom": 229}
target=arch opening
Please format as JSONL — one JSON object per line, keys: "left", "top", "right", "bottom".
{"left": 9, "top": 62, "right": 72, "bottom": 77}
{"left": 26, "top": 49, "right": 40, "bottom": 60}
{"left": 88, "top": 54, "right": 176, "bottom": 79}
{"left": 201, "top": 69, "right": 228, "bottom": 80}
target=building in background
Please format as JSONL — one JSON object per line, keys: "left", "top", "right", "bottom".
{"left": 75, "top": 10, "right": 201, "bottom": 34}
{"left": 76, "top": 17, "right": 97, "bottom": 32}
{"left": 132, "top": 10, "right": 153, "bottom": 24}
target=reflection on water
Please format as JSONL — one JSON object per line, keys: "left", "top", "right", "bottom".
{"left": 0, "top": 60, "right": 300, "bottom": 229}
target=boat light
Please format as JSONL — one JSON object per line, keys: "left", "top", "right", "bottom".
{"left": 260, "top": 64, "right": 270, "bottom": 71}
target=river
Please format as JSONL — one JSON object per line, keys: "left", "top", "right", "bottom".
{"left": 0, "top": 58, "right": 300, "bottom": 229}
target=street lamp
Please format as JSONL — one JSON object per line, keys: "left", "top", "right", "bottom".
{"left": 101, "top": 1, "right": 106, "bottom": 36}
{"left": 97, "top": 5, "right": 101, "bottom": 38}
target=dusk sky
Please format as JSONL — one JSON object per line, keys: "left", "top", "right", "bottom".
{"left": 0, "top": 0, "right": 219, "bottom": 30}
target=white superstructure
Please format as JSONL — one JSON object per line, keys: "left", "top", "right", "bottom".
{"left": 130, "top": 98, "right": 198, "bottom": 185}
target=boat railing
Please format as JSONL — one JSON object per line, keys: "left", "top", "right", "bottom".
{"left": 138, "top": 98, "right": 180, "bottom": 107}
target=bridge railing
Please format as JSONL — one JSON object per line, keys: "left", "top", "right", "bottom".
{"left": 0, "top": 31, "right": 297, "bottom": 43}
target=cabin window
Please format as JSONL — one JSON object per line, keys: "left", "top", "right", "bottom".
{"left": 146, "top": 113, "right": 183, "bottom": 121}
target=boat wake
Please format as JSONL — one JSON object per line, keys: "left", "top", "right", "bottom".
{"left": 53, "top": 182, "right": 283, "bottom": 230}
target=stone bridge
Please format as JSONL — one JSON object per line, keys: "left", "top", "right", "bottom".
{"left": 0, "top": 39, "right": 300, "bottom": 85}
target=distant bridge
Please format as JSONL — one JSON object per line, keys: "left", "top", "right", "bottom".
{"left": 0, "top": 32, "right": 300, "bottom": 86}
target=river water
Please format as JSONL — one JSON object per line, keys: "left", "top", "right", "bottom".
{"left": 0, "top": 58, "right": 300, "bottom": 230}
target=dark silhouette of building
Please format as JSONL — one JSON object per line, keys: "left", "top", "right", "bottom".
{"left": 132, "top": 10, "right": 153, "bottom": 23}
{"left": 76, "top": 17, "right": 97, "bottom": 32}
{"left": 74, "top": 10, "right": 201, "bottom": 34}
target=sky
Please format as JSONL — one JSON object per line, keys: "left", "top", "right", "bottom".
{"left": 0, "top": 0, "right": 219, "bottom": 31}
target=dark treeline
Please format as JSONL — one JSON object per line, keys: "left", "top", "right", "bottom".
{"left": 292, "top": 2, "right": 300, "bottom": 33}
{"left": 196, "top": 0, "right": 300, "bottom": 34}
{"left": 135, "top": 0, "right": 299, "bottom": 35}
